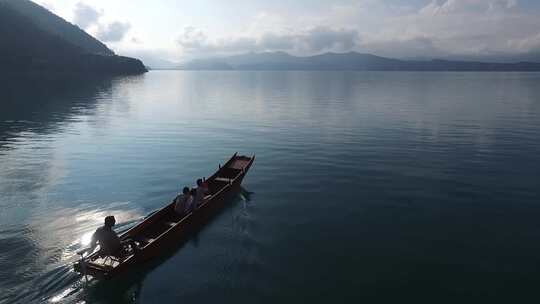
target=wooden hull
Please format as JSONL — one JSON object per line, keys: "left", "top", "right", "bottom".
{"left": 74, "top": 153, "right": 255, "bottom": 279}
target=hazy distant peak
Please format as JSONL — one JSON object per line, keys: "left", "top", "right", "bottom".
{"left": 177, "top": 51, "right": 540, "bottom": 71}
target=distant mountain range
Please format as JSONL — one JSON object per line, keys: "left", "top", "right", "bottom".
{"left": 5, "top": 0, "right": 536, "bottom": 74}
{"left": 0, "top": 0, "right": 146, "bottom": 76}
{"left": 177, "top": 51, "right": 540, "bottom": 71}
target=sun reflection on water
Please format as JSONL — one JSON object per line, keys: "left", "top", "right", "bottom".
{"left": 33, "top": 204, "right": 146, "bottom": 304}
{"left": 49, "top": 286, "right": 76, "bottom": 303}
{"left": 80, "top": 231, "right": 93, "bottom": 246}
{"left": 22, "top": 203, "right": 145, "bottom": 303}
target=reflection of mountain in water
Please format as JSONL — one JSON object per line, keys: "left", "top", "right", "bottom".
{"left": 0, "top": 76, "right": 139, "bottom": 246}
{"left": 0, "top": 76, "right": 118, "bottom": 149}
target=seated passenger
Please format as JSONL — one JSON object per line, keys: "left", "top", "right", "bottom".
{"left": 189, "top": 188, "right": 197, "bottom": 211}
{"left": 174, "top": 187, "right": 193, "bottom": 216}
{"left": 87, "top": 216, "right": 122, "bottom": 257}
{"left": 194, "top": 178, "right": 209, "bottom": 207}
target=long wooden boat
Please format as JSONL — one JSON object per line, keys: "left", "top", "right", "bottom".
{"left": 74, "top": 153, "right": 255, "bottom": 279}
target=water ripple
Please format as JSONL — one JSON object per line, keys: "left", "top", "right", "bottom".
{"left": 1, "top": 71, "right": 540, "bottom": 303}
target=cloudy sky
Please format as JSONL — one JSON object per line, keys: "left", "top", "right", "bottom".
{"left": 38, "top": 0, "right": 540, "bottom": 62}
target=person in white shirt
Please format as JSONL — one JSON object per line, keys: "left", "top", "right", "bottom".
{"left": 194, "top": 178, "right": 209, "bottom": 208}
{"left": 174, "top": 187, "right": 193, "bottom": 216}
{"left": 86, "top": 216, "right": 121, "bottom": 257}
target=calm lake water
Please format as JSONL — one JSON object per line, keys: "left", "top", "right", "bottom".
{"left": 1, "top": 71, "right": 540, "bottom": 303}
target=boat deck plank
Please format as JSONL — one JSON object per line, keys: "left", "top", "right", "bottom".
{"left": 229, "top": 159, "right": 250, "bottom": 170}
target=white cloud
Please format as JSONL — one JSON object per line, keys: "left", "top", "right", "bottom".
{"left": 96, "top": 21, "right": 131, "bottom": 42}
{"left": 38, "top": 1, "right": 55, "bottom": 13}
{"left": 300, "top": 27, "right": 358, "bottom": 52}
{"left": 360, "top": 36, "right": 443, "bottom": 59}
{"left": 349, "top": 0, "right": 540, "bottom": 58}
{"left": 419, "top": 0, "right": 517, "bottom": 15}
{"left": 68, "top": 2, "right": 131, "bottom": 44}
{"left": 509, "top": 32, "right": 540, "bottom": 52}
{"left": 176, "top": 26, "right": 360, "bottom": 58}
{"left": 73, "top": 2, "right": 102, "bottom": 29}
{"left": 177, "top": 27, "right": 210, "bottom": 51}
{"left": 46, "top": 0, "right": 540, "bottom": 61}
